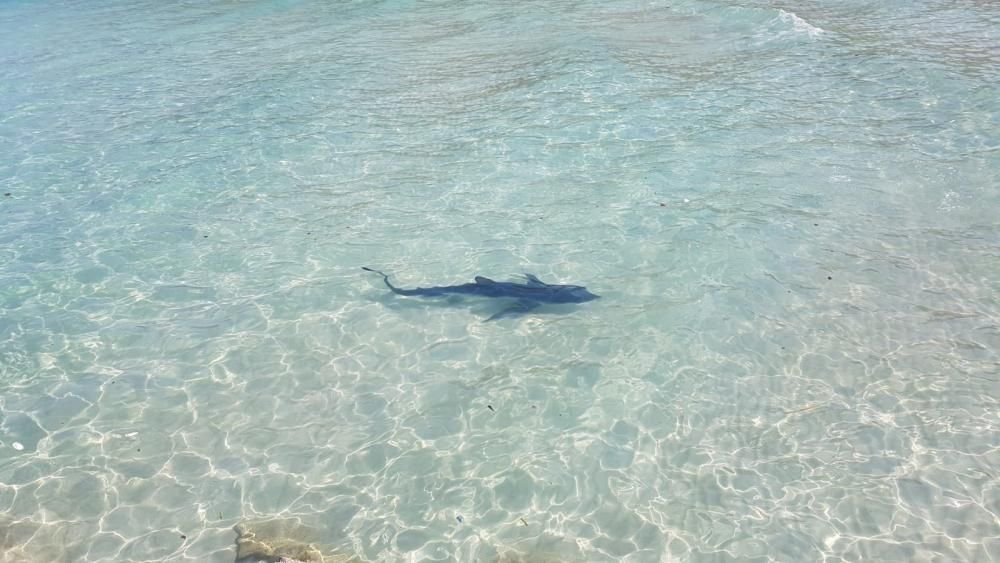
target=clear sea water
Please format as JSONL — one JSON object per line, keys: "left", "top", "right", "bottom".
{"left": 1, "top": 1, "right": 998, "bottom": 561}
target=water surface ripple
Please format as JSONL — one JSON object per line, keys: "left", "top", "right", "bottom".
{"left": 1, "top": 0, "right": 998, "bottom": 561}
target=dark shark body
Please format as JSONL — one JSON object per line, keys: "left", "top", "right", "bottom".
{"left": 362, "top": 267, "right": 599, "bottom": 320}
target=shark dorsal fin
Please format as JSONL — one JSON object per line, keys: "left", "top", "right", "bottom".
{"left": 523, "top": 273, "right": 546, "bottom": 287}
{"left": 475, "top": 276, "right": 496, "bottom": 285}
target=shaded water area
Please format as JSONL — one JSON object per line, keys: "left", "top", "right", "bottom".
{"left": 1, "top": 0, "right": 998, "bottom": 561}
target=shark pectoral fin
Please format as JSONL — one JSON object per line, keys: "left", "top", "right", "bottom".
{"left": 474, "top": 276, "right": 497, "bottom": 285}
{"left": 485, "top": 300, "right": 540, "bottom": 322}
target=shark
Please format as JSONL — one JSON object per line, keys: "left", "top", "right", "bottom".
{"left": 362, "top": 267, "right": 599, "bottom": 321}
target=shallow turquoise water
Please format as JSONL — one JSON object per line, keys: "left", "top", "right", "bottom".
{"left": 1, "top": 0, "right": 998, "bottom": 561}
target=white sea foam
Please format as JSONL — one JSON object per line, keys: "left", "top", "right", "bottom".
{"left": 778, "top": 9, "right": 825, "bottom": 38}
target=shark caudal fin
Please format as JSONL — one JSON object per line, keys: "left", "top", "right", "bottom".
{"left": 362, "top": 266, "right": 399, "bottom": 293}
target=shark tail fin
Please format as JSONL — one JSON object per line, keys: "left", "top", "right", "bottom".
{"left": 362, "top": 266, "right": 397, "bottom": 292}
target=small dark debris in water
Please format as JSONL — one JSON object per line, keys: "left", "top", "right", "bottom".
{"left": 519, "top": 518, "right": 528, "bottom": 526}
{"left": 531, "top": 405, "right": 537, "bottom": 409}
{"left": 3, "top": 193, "right": 10, "bottom": 197}
{"left": 456, "top": 515, "right": 464, "bottom": 523}
{"left": 827, "top": 276, "right": 832, "bottom": 280}
{"left": 487, "top": 405, "right": 496, "bottom": 413}
{"left": 306, "top": 232, "right": 311, "bottom": 235}
{"left": 180, "top": 534, "right": 187, "bottom": 540}
{"left": 659, "top": 202, "right": 666, "bottom": 207}
{"left": 203, "top": 235, "right": 208, "bottom": 238}
{"left": 136, "top": 448, "right": 141, "bottom": 452}
{"left": 813, "top": 223, "right": 818, "bottom": 226}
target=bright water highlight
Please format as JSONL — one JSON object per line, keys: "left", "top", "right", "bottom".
{"left": 1, "top": 0, "right": 998, "bottom": 561}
